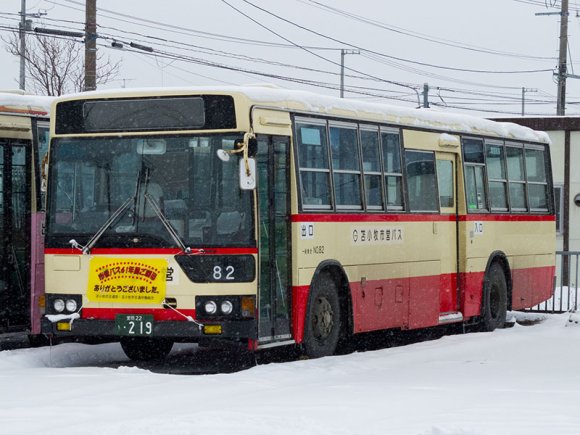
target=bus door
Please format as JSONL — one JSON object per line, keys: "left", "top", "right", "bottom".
{"left": 435, "top": 152, "right": 460, "bottom": 317}
{"left": 257, "top": 136, "right": 292, "bottom": 343}
{"left": 0, "top": 140, "right": 30, "bottom": 330}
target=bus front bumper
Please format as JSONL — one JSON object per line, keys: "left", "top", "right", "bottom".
{"left": 41, "top": 317, "right": 257, "bottom": 341}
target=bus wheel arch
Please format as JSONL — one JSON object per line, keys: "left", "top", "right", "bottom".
{"left": 302, "top": 261, "right": 352, "bottom": 358}
{"left": 479, "top": 252, "right": 510, "bottom": 331}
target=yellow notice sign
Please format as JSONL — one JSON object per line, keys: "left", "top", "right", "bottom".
{"left": 87, "top": 258, "right": 167, "bottom": 305}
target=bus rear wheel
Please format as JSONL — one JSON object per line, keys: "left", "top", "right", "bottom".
{"left": 479, "top": 262, "right": 508, "bottom": 332}
{"left": 303, "top": 273, "right": 341, "bottom": 358}
{"left": 120, "top": 337, "right": 173, "bottom": 361}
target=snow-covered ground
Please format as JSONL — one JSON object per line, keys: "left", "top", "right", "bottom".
{"left": 1, "top": 313, "right": 579, "bottom": 435}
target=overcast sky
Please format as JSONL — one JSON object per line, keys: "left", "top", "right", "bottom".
{"left": 1, "top": 0, "right": 579, "bottom": 117}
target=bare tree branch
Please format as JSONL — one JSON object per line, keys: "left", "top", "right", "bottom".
{"left": 2, "top": 31, "right": 121, "bottom": 96}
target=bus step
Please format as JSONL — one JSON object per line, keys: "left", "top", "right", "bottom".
{"left": 438, "top": 312, "right": 464, "bottom": 325}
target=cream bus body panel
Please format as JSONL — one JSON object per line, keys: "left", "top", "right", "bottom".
{"left": 0, "top": 114, "right": 32, "bottom": 140}
{"left": 45, "top": 253, "right": 258, "bottom": 308}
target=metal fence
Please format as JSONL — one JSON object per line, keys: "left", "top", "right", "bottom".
{"left": 527, "top": 251, "right": 580, "bottom": 313}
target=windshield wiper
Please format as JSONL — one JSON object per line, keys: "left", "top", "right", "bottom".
{"left": 143, "top": 192, "right": 191, "bottom": 254}
{"left": 71, "top": 196, "right": 134, "bottom": 254}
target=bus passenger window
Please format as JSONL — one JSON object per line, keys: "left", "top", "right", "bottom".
{"left": 360, "top": 128, "right": 382, "bottom": 209}
{"left": 525, "top": 147, "right": 549, "bottom": 211}
{"left": 296, "top": 120, "right": 331, "bottom": 208}
{"left": 486, "top": 143, "right": 508, "bottom": 211}
{"left": 381, "top": 131, "right": 403, "bottom": 209}
{"left": 506, "top": 146, "right": 527, "bottom": 211}
{"left": 436, "top": 159, "right": 454, "bottom": 208}
{"left": 404, "top": 150, "right": 438, "bottom": 212}
{"left": 330, "top": 124, "right": 361, "bottom": 209}
{"left": 462, "top": 138, "right": 488, "bottom": 211}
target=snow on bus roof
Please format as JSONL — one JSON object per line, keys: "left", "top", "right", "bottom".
{"left": 0, "top": 92, "right": 53, "bottom": 117}
{"left": 60, "top": 85, "right": 550, "bottom": 144}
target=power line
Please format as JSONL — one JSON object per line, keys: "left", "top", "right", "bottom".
{"left": 300, "top": 0, "right": 558, "bottom": 62}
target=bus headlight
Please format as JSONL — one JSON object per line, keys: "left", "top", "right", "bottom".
{"left": 204, "top": 301, "right": 217, "bottom": 315}
{"left": 65, "top": 299, "right": 78, "bottom": 312}
{"left": 220, "top": 300, "right": 233, "bottom": 315}
{"left": 53, "top": 299, "right": 65, "bottom": 313}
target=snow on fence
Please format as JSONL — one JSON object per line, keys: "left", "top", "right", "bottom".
{"left": 527, "top": 251, "right": 580, "bottom": 313}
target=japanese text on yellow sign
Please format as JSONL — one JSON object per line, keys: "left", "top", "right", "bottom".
{"left": 87, "top": 258, "right": 167, "bottom": 304}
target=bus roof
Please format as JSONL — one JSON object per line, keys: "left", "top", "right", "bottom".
{"left": 0, "top": 92, "right": 53, "bottom": 117}
{"left": 55, "top": 85, "right": 550, "bottom": 144}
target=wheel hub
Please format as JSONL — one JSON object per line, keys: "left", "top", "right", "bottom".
{"left": 313, "top": 296, "right": 334, "bottom": 339}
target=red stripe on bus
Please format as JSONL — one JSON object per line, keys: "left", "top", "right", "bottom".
{"left": 291, "top": 213, "right": 555, "bottom": 223}
{"left": 45, "top": 247, "right": 258, "bottom": 255}
{"left": 291, "top": 214, "right": 455, "bottom": 223}
{"left": 81, "top": 307, "right": 196, "bottom": 321}
{"left": 459, "top": 214, "right": 555, "bottom": 222}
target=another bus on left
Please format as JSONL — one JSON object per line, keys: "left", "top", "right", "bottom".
{"left": 0, "top": 91, "right": 52, "bottom": 341}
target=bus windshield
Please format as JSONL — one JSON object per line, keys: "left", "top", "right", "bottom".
{"left": 46, "top": 134, "right": 254, "bottom": 249}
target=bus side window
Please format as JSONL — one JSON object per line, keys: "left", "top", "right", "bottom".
{"left": 436, "top": 159, "right": 454, "bottom": 208}
{"left": 404, "top": 150, "right": 438, "bottom": 212}
{"left": 506, "top": 145, "right": 527, "bottom": 212}
{"left": 525, "top": 146, "right": 549, "bottom": 212}
{"left": 462, "top": 138, "right": 488, "bottom": 211}
{"left": 486, "top": 143, "right": 508, "bottom": 211}
{"left": 381, "top": 130, "right": 404, "bottom": 210}
{"left": 296, "top": 120, "right": 332, "bottom": 209}
{"left": 329, "top": 124, "right": 361, "bottom": 210}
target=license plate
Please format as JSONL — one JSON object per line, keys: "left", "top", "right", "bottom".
{"left": 115, "top": 314, "right": 154, "bottom": 336}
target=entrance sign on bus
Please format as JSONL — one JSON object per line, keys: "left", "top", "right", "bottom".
{"left": 41, "top": 86, "right": 555, "bottom": 363}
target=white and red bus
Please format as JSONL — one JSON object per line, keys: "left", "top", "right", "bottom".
{"left": 42, "top": 87, "right": 555, "bottom": 360}
{"left": 0, "top": 91, "right": 51, "bottom": 341}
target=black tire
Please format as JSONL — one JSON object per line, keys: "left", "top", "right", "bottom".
{"left": 28, "top": 334, "right": 50, "bottom": 348}
{"left": 479, "top": 262, "right": 508, "bottom": 332}
{"left": 302, "top": 273, "right": 341, "bottom": 358}
{"left": 120, "top": 337, "right": 173, "bottom": 361}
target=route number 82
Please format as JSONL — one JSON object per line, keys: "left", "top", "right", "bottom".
{"left": 213, "top": 265, "right": 235, "bottom": 281}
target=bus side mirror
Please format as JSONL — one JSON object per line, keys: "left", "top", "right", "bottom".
{"left": 240, "top": 158, "right": 256, "bottom": 190}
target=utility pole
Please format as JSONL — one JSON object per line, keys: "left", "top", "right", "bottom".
{"left": 521, "top": 87, "right": 538, "bottom": 116}
{"left": 84, "top": 0, "right": 97, "bottom": 91}
{"left": 340, "top": 49, "right": 360, "bottom": 98}
{"left": 18, "top": 0, "right": 26, "bottom": 90}
{"left": 557, "top": 0, "right": 569, "bottom": 116}
{"left": 422, "top": 83, "right": 430, "bottom": 108}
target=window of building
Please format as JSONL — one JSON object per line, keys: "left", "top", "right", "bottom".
{"left": 554, "top": 184, "right": 563, "bottom": 234}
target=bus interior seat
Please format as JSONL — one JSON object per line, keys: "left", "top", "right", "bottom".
{"left": 139, "top": 182, "right": 163, "bottom": 218}
{"left": 165, "top": 199, "right": 187, "bottom": 237}
{"left": 188, "top": 210, "right": 211, "bottom": 240}
{"left": 216, "top": 211, "right": 243, "bottom": 236}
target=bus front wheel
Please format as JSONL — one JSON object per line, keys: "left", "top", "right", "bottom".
{"left": 479, "top": 262, "right": 508, "bottom": 332}
{"left": 303, "top": 273, "right": 341, "bottom": 358}
{"left": 120, "top": 337, "right": 173, "bottom": 361}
